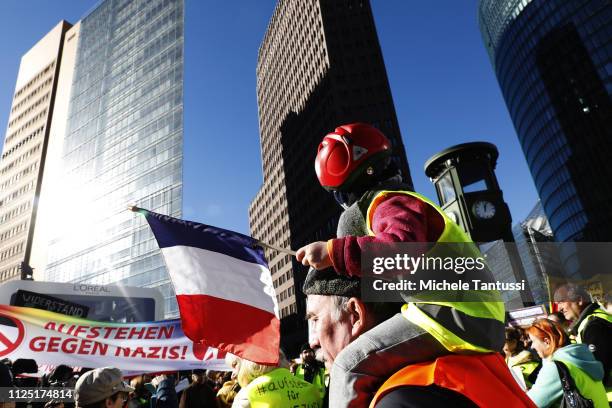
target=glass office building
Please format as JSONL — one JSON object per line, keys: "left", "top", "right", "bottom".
{"left": 512, "top": 201, "right": 558, "bottom": 305}
{"left": 43, "top": 0, "right": 184, "bottom": 317}
{"left": 479, "top": 0, "right": 612, "bottom": 242}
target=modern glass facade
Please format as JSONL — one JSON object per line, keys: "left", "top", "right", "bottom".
{"left": 43, "top": 0, "right": 183, "bottom": 317}
{"left": 479, "top": 0, "right": 612, "bottom": 242}
{"left": 481, "top": 241, "right": 524, "bottom": 309}
{"left": 513, "top": 201, "right": 557, "bottom": 305}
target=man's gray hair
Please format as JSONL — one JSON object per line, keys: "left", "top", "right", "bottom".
{"left": 329, "top": 295, "right": 351, "bottom": 322}
{"left": 328, "top": 295, "right": 397, "bottom": 323}
{"left": 554, "top": 283, "right": 592, "bottom": 303}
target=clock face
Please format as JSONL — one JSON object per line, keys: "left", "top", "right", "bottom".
{"left": 472, "top": 200, "right": 496, "bottom": 219}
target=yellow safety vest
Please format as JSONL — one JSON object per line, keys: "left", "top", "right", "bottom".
{"left": 516, "top": 361, "right": 541, "bottom": 388}
{"left": 574, "top": 308, "right": 612, "bottom": 401}
{"left": 576, "top": 308, "right": 612, "bottom": 344}
{"left": 557, "top": 359, "right": 609, "bottom": 408}
{"left": 294, "top": 364, "right": 327, "bottom": 398}
{"left": 365, "top": 190, "right": 505, "bottom": 353}
{"left": 246, "top": 368, "right": 322, "bottom": 408}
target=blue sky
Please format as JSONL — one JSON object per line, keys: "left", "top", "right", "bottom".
{"left": 0, "top": 1, "right": 539, "bottom": 237}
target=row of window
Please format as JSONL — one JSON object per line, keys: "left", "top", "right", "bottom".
{"left": 4, "top": 109, "right": 48, "bottom": 146}
{"left": 274, "top": 268, "right": 293, "bottom": 288}
{"left": 65, "top": 85, "right": 180, "bottom": 167}
{"left": 68, "top": 110, "right": 181, "bottom": 179}
{"left": 0, "top": 162, "right": 38, "bottom": 192}
{"left": 0, "top": 181, "right": 35, "bottom": 209}
{"left": 111, "top": 0, "right": 168, "bottom": 40}
{"left": 270, "top": 255, "right": 292, "bottom": 275}
{"left": 277, "top": 285, "right": 295, "bottom": 303}
{"left": 71, "top": 17, "right": 181, "bottom": 116}
{"left": 112, "top": 6, "right": 178, "bottom": 62}
{"left": 0, "top": 201, "right": 30, "bottom": 224}
{"left": 67, "top": 42, "right": 181, "bottom": 134}
{"left": 279, "top": 303, "right": 297, "bottom": 318}
{"left": 9, "top": 78, "right": 52, "bottom": 136}
{"left": 0, "top": 220, "right": 28, "bottom": 242}
{"left": 0, "top": 143, "right": 41, "bottom": 175}
{"left": 0, "top": 264, "right": 20, "bottom": 284}
{"left": 0, "top": 240, "right": 24, "bottom": 262}
{"left": 8, "top": 91, "right": 50, "bottom": 129}
{"left": 102, "top": 66, "right": 181, "bottom": 130}
{"left": 13, "top": 61, "right": 55, "bottom": 102}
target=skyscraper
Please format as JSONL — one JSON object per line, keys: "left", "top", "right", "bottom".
{"left": 481, "top": 241, "right": 524, "bottom": 309}
{"left": 513, "top": 201, "right": 559, "bottom": 305}
{"left": 0, "top": 21, "right": 72, "bottom": 283}
{"left": 249, "top": 0, "right": 411, "bottom": 349}
{"left": 0, "top": 0, "right": 184, "bottom": 317}
{"left": 479, "top": 202, "right": 559, "bottom": 308}
{"left": 478, "top": 0, "right": 612, "bottom": 242}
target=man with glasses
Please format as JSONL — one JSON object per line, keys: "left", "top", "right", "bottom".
{"left": 74, "top": 367, "right": 134, "bottom": 408}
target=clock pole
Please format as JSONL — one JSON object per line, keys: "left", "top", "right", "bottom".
{"left": 425, "top": 142, "right": 535, "bottom": 306}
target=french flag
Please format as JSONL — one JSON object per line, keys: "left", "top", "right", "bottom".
{"left": 141, "top": 209, "right": 280, "bottom": 365}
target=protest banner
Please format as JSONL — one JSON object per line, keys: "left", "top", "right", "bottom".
{"left": 0, "top": 305, "right": 228, "bottom": 372}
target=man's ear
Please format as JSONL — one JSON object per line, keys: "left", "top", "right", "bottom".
{"left": 346, "top": 298, "right": 370, "bottom": 337}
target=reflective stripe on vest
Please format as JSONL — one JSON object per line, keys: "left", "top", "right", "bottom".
{"left": 369, "top": 353, "right": 536, "bottom": 408}
{"left": 246, "top": 368, "right": 322, "bottom": 408}
{"left": 365, "top": 190, "right": 505, "bottom": 352}
{"left": 576, "top": 308, "right": 612, "bottom": 344}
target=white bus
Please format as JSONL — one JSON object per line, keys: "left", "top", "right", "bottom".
{"left": 0, "top": 280, "right": 165, "bottom": 322}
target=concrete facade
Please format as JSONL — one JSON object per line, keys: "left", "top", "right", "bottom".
{"left": 0, "top": 21, "right": 72, "bottom": 283}
{"left": 249, "top": 0, "right": 411, "bottom": 351}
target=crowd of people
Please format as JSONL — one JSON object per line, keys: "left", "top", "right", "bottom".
{"left": 1, "top": 123, "right": 611, "bottom": 407}
{"left": 0, "top": 348, "right": 332, "bottom": 408}
{"left": 292, "top": 123, "right": 611, "bottom": 407}
{"left": 0, "top": 359, "right": 237, "bottom": 408}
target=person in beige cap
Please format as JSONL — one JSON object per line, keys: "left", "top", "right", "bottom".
{"left": 74, "top": 367, "right": 134, "bottom": 408}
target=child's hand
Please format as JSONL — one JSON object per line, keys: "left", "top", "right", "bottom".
{"left": 296, "top": 241, "right": 332, "bottom": 270}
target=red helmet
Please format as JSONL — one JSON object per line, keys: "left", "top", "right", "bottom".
{"left": 315, "top": 123, "right": 392, "bottom": 191}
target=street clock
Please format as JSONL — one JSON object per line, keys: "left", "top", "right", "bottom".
{"left": 424, "top": 142, "right": 512, "bottom": 242}
{"left": 472, "top": 200, "right": 496, "bottom": 220}
{"left": 424, "top": 142, "right": 534, "bottom": 306}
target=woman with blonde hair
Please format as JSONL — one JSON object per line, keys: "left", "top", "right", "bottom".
{"left": 231, "top": 351, "right": 322, "bottom": 408}
{"left": 526, "top": 318, "right": 607, "bottom": 407}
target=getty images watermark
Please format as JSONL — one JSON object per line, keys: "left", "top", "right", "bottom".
{"left": 361, "top": 242, "right": 528, "bottom": 302}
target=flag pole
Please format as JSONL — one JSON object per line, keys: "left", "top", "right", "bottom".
{"left": 128, "top": 205, "right": 296, "bottom": 256}
{"left": 127, "top": 205, "right": 143, "bottom": 213}
{"left": 252, "top": 239, "right": 296, "bottom": 256}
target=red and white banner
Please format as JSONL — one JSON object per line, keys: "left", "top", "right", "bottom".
{"left": 0, "top": 305, "right": 228, "bottom": 372}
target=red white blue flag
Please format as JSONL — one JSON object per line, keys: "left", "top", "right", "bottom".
{"left": 139, "top": 209, "right": 280, "bottom": 365}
